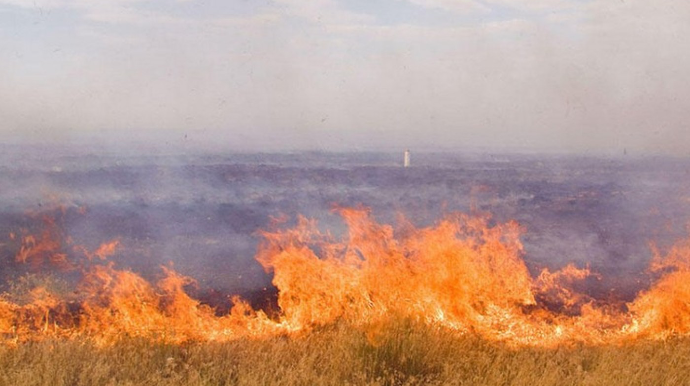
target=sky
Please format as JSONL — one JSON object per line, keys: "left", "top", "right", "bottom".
{"left": 1, "top": 0, "right": 689, "bottom": 155}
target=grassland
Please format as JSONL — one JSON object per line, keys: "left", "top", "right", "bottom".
{"left": 0, "top": 319, "right": 688, "bottom": 386}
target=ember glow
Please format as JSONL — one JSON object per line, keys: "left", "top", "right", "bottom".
{"left": 1, "top": 206, "right": 689, "bottom": 347}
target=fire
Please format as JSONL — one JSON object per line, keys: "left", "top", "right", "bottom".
{"left": 627, "top": 239, "right": 690, "bottom": 337}
{"left": 1, "top": 206, "right": 690, "bottom": 347}
{"left": 14, "top": 215, "right": 70, "bottom": 270}
{"left": 256, "top": 208, "right": 537, "bottom": 336}
{"left": 88, "top": 240, "right": 120, "bottom": 261}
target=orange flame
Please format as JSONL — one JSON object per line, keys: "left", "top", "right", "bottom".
{"left": 627, "top": 238, "right": 690, "bottom": 337}
{"left": 15, "top": 216, "right": 71, "bottom": 270}
{"left": 2, "top": 207, "right": 690, "bottom": 347}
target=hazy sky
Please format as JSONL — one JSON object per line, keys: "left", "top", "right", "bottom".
{"left": 1, "top": 0, "right": 689, "bottom": 155}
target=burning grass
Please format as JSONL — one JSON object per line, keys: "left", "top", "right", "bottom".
{"left": 3, "top": 205, "right": 690, "bottom": 383}
{"left": 1, "top": 320, "right": 689, "bottom": 385}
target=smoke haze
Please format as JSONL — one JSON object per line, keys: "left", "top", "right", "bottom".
{"left": 1, "top": 148, "right": 689, "bottom": 305}
{"left": 1, "top": 0, "right": 690, "bottom": 155}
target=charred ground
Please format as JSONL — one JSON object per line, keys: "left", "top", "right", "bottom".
{"left": 1, "top": 150, "right": 689, "bottom": 311}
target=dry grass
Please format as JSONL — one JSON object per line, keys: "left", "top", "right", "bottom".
{"left": 0, "top": 319, "right": 689, "bottom": 386}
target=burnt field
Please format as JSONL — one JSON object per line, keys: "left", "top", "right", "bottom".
{"left": 2, "top": 149, "right": 690, "bottom": 385}
{"left": 1, "top": 149, "right": 688, "bottom": 303}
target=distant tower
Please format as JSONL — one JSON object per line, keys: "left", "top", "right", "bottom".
{"left": 403, "top": 149, "right": 410, "bottom": 168}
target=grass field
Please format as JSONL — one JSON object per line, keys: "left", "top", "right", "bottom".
{"left": 1, "top": 319, "right": 689, "bottom": 386}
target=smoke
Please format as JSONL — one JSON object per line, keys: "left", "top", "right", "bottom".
{"left": 1, "top": 149, "right": 689, "bottom": 305}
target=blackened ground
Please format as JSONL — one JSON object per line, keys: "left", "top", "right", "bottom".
{"left": 1, "top": 150, "right": 689, "bottom": 311}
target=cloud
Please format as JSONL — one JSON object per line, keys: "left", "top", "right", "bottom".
{"left": 272, "top": 0, "right": 374, "bottom": 25}
{"left": 0, "top": 0, "right": 70, "bottom": 9}
{"left": 485, "top": 0, "right": 579, "bottom": 12}
{"left": 404, "top": 0, "right": 490, "bottom": 14}
{"left": 0, "top": 0, "right": 184, "bottom": 25}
